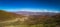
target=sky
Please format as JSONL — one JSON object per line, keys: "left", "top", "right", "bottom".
{"left": 0, "top": 0, "right": 60, "bottom": 12}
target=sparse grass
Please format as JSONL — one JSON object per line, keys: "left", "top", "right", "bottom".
{"left": 0, "top": 23, "right": 57, "bottom": 27}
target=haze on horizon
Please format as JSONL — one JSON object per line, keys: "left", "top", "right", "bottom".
{"left": 1, "top": 8, "right": 59, "bottom": 13}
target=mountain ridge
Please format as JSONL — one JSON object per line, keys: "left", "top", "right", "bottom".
{"left": 14, "top": 11, "right": 60, "bottom": 15}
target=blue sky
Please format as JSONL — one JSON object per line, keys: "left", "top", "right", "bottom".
{"left": 0, "top": 0, "right": 60, "bottom": 12}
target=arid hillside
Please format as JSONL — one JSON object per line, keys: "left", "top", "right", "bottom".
{"left": 0, "top": 10, "right": 60, "bottom": 27}
{"left": 0, "top": 10, "right": 25, "bottom": 22}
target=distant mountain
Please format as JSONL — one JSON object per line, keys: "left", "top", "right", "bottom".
{"left": 14, "top": 11, "right": 60, "bottom": 16}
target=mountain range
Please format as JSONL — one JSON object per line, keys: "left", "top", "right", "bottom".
{"left": 14, "top": 11, "right": 60, "bottom": 16}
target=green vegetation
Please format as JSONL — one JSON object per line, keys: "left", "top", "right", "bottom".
{"left": 0, "top": 10, "right": 60, "bottom": 27}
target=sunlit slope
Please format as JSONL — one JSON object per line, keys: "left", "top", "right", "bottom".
{"left": 0, "top": 10, "right": 23, "bottom": 22}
